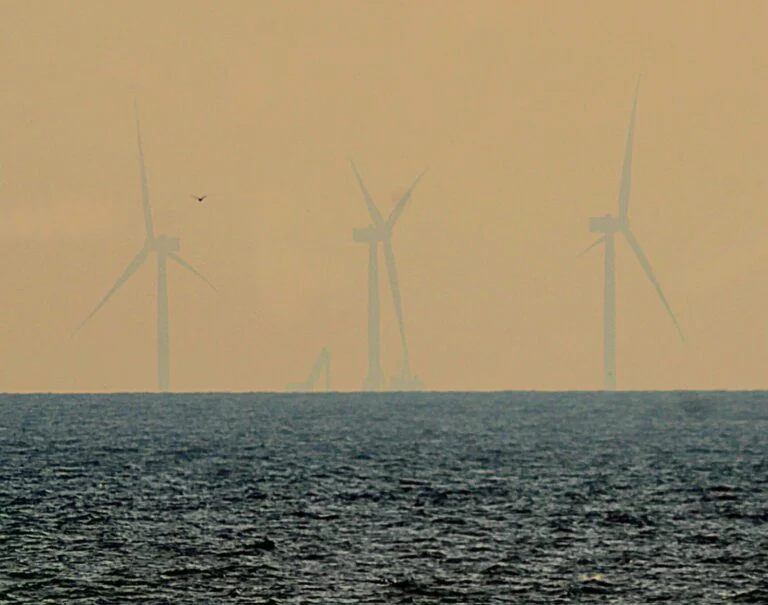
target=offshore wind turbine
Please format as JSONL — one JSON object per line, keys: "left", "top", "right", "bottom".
{"left": 75, "top": 105, "right": 216, "bottom": 391}
{"left": 580, "top": 79, "right": 684, "bottom": 390}
{"left": 350, "top": 160, "right": 427, "bottom": 391}
{"left": 286, "top": 347, "right": 331, "bottom": 392}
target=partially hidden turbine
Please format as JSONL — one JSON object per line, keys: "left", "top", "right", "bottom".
{"left": 580, "top": 78, "right": 684, "bottom": 390}
{"left": 75, "top": 104, "right": 216, "bottom": 391}
{"left": 286, "top": 347, "right": 331, "bottom": 392}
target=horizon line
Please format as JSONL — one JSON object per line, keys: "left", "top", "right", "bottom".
{"left": 0, "top": 388, "right": 765, "bottom": 396}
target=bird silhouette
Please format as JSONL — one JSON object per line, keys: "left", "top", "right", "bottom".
{"left": 191, "top": 194, "right": 207, "bottom": 203}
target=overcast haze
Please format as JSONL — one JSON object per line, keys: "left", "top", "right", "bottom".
{"left": 1, "top": 0, "right": 767, "bottom": 392}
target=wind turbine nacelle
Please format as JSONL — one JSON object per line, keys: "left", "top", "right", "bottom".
{"left": 353, "top": 226, "right": 379, "bottom": 243}
{"left": 589, "top": 215, "right": 621, "bottom": 233}
{"left": 156, "top": 235, "right": 181, "bottom": 253}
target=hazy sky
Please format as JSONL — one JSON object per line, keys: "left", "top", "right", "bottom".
{"left": 2, "top": 0, "right": 768, "bottom": 392}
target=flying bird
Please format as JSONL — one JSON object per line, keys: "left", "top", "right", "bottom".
{"left": 191, "top": 194, "right": 207, "bottom": 203}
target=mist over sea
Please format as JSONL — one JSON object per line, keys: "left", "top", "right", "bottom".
{"left": 1, "top": 391, "right": 767, "bottom": 603}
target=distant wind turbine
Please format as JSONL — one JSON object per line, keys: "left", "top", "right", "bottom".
{"left": 580, "top": 78, "right": 684, "bottom": 390}
{"left": 75, "top": 104, "right": 216, "bottom": 391}
{"left": 350, "top": 160, "right": 427, "bottom": 391}
{"left": 286, "top": 347, "right": 331, "bottom": 392}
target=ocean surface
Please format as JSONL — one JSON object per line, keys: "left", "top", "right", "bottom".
{"left": 1, "top": 391, "right": 767, "bottom": 603}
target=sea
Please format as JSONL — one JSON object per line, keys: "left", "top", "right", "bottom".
{"left": 1, "top": 391, "right": 767, "bottom": 603}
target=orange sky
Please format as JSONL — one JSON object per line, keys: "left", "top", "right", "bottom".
{"left": 1, "top": 0, "right": 768, "bottom": 392}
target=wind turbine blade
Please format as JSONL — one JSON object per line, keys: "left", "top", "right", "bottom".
{"left": 623, "top": 228, "right": 685, "bottom": 342}
{"left": 134, "top": 102, "right": 155, "bottom": 241}
{"left": 618, "top": 77, "right": 640, "bottom": 223}
{"left": 74, "top": 248, "right": 149, "bottom": 334}
{"left": 349, "top": 160, "right": 384, "bottom": 227}
{"left": 382, "top": 238, "right": 409, "bottom": 366}
{"left": 577, "top": 236, "right": 606, "bottom": 258}
{"left": 168, "top": 252, "right": 217, "bottom": 292}
{"left": 385, "top": 166, "right": 429, "bottom": 232}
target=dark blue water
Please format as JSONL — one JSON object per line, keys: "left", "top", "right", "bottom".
{"left": 1, "top": 391, "right": 767, "bottom": 603}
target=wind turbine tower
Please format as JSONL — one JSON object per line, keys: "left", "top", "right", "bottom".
{"left": 75, "top": 104, "right": 216, "bottom": 391}
{"left": 350, "top": 161, "right": 427, "bottom": 391}
{"left": 581, "top": 78, "right": 684, "bottom": 390}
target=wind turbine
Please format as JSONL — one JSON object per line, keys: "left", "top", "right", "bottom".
{"left": 350, "top": 160, "right": 427, "bottom": 391}
{"left": 580, "top": 79, "right": 684, "bottom": 390}
{"left": 75, "top": 104, "right": 216, "bottom": 391}
{"left": 286, "top": 347, "right": 331, "bottom": 392}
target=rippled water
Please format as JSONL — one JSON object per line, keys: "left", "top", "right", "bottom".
{"left": 1, "top": 391, "right": 767, "bottom": 603}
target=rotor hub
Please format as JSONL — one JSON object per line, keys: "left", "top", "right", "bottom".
{"left": 353, "top": 225, "right": 385, "bottom": 243}
{"left": 589, "top": 214, "right": 622, "bottom": 234}
{"left": 154, "top": 235, "right": 180, "bottom": 253}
